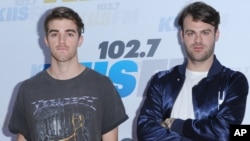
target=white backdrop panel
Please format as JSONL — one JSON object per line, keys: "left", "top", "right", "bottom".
{"left": 1, "top": 0, "right": 250, "bottom": 140}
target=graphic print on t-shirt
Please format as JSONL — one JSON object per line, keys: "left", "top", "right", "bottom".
{"left": 31, "top": 96, "right": 97, "bottom": 141}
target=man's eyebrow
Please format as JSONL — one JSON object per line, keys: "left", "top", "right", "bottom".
{"left": 184, "top": 29, "right": 195, "bottom": 33}
{"left": 48, "top": 29, "right": 77, "bottom": 33}
{"left": 202, "top": 29, "right": 212, "bottom": 32}
{"left": 184, "top": 28, "right": 212, "bottom": 33}
{"left": 65, "top": 29, "right": 77, "bottom": 33}
{"left": 48, "top": 29, "right": 58, "bottom": 34}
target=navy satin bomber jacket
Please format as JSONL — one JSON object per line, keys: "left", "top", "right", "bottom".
{"left": 137, "top": 56, "right": 249, "bottom": 141}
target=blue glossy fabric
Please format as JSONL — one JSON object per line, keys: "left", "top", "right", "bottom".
{"left": 137, "top": 56, "right": 249, "bottom": 141}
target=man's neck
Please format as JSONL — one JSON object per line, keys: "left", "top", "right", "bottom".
{"left": 47, "top": 62, "right": 85, "bottom": 80}
{"left": 187, "top": 57, "right": 213, "bottom": 72}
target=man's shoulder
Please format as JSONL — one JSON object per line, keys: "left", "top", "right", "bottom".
{"left": 83, "top": 67, "right": 111, "bottom": 84}
{"left": 21, "top": 71, "right": 47, "bottom": 85}
{"left": 150, "top": 65, "right": 182, "bottom": 82}
{"left": 84, "top": 67, "right": 107, "bottom": 78}
{"left": 157, "top": 65, "right": 181, "bottom": 77}
{"left": 221, "top": 66, "right": 248, "bottom": 82}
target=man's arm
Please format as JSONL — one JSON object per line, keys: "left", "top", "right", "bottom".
{"left": 102, "top": 127, "right": 118, "bottom": 141}
{"left": 17, "top": 134, "right": 26, "bottom": 141}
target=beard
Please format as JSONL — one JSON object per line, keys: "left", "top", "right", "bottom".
{"left": 185, "top": 42, "right": 215, "bottom": 62}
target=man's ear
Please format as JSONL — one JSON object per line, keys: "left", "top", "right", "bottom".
{"left": 44, "top": 37, "right": 49, "bottom": 47}
{"left": 215, "top": 29, "right": 220, "bottom": 41}
{"left": 78, "top": 36, "right": 83, "bottom": 47}
{"left": 179, "top": 30, "right": 184, "bottom": 43}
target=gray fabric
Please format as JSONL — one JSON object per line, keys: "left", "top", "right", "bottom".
{"left": 9, "top": 67, "right": 128, "bottom": 141}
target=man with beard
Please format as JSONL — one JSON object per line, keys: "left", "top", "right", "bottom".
{"left": 137, "top": 1, "right": 249, "bottom": 141}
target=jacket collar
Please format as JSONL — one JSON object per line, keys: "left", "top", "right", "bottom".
{"left": 178, "top": 55, "right": 223, "bottom": 77}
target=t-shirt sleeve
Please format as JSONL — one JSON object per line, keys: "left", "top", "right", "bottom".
{"left": 8, "top": 84, "right": 30, "bottom": 140}
{"left": 101, "top": 77, "right": 129, "bottom": 134}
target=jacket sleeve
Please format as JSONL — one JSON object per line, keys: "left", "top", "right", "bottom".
{"left": 171, "top": 71, "right": 249, "bottom": 141}
{"left": 137, "top": 73, "right": 191, "bottom": 141}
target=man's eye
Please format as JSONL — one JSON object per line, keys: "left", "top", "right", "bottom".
{"left": 68, "top": 33, "right": 74, "bottom": 37}
{"left": 203, "top": 31, "right": 210, "bottom": 35}
{"left": 67, "top": 32, "right": 76, "bottom": 37}
{"left": 187, "top": 32, "right": 194, "bottom": 36}
{"left": 50, "top": 33, "right": 57, "bottom": 37}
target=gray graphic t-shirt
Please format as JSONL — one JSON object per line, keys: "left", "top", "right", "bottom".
{"left": 9, "top": 68, "right": 128, "bottom": 141}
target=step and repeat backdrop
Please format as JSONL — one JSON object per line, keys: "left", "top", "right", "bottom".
{"left": 1, "top": 0, "right": 250, "bottom": 140}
